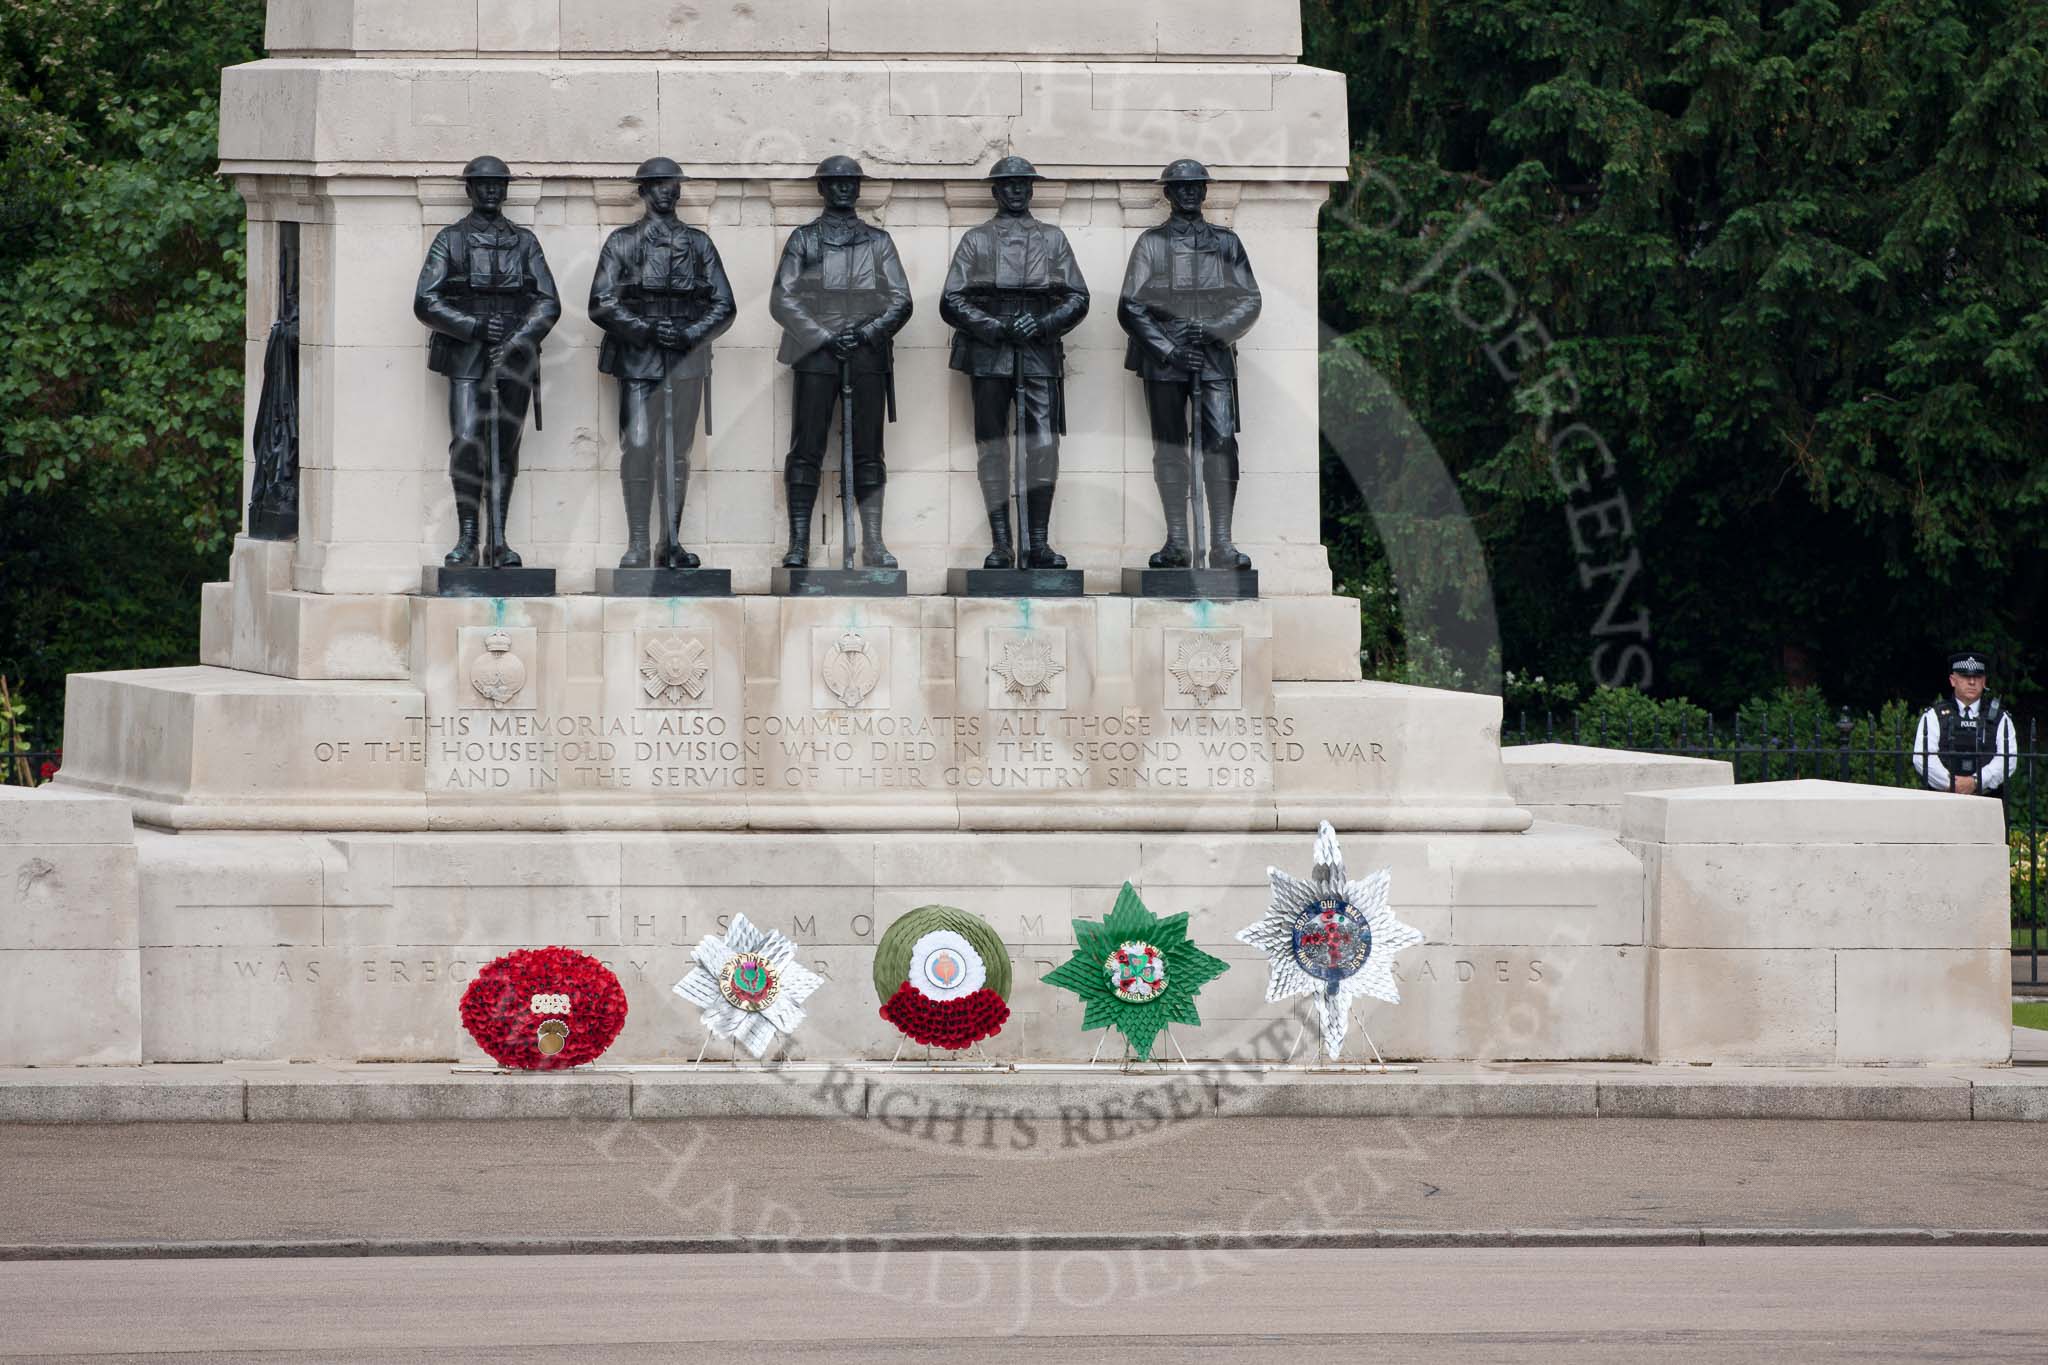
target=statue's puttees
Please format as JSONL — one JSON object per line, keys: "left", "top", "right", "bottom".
{"left": 1117, "top": 159, "right": 1263, "bottom": 571}
{"left": 769, "top": 156, "right": 914, "bottom": 569}
{"left": 414, "top": 156, "right": 562, "bottom": 569}
{"left": 940, "top": 156, "right": 1090, "bottom": 570}
{"left": 589, "top": 157, "right": 737, "bottom": 571}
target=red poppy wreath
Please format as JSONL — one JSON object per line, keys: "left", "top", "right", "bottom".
{"left": 460, "top": 947, "right": 629, "bottom": 1070}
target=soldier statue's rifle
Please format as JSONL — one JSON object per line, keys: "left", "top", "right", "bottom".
{"left": 659, "top": 342, "right": 679, "bottom": 568}
{"left": 1184, "top": 329, "right": 1210, "bottom": 571}
{"left": 483, "top": 346, "right": 503, "bottom": 568}
{"left": 838, "top": 358, "right": 858, "bottom": 570}
{"left": 1011, "top": 340, "right": 1029, "bottom": 569}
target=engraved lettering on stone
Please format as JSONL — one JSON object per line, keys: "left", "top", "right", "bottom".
{"left": 988, "top": 628, "right": 1067, "bottom": 709}
{"left": 1167, "top": 630, "right": 1241, "bottom": 710}
{"left": 639, "top": 631, "right": 712, "bottom": 708}
{"left": 820, "top": 631, "right": 882, "bottom": 709}
{"left": 470, "top": 631, "right": 529, "bottom": 709}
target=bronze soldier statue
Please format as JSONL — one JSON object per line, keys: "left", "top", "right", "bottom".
{"left": 589, "top": 157, "right": 737, "bottom": 572}
{"left": 1117, "top": 158, "right": 1262, "bottom": 571}
{"left": 768, "top": 155, "right": 914, "bottom": 570}
{"left": 414, "top": 156, "right": 562, "bottom": 570}
{"left": 940, "top": 156, "right": 1090, "bottom": 570}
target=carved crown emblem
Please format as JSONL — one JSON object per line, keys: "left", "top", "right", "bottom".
{"left": 1169, "top": 635, "right": 1238, "bottom": 708}
{"left": 821, "top": 631, "right": 881, "bottom": 709}
{"left": 469, "top": 631, "right": 528, "bottom": 708}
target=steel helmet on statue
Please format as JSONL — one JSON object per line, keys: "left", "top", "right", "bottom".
{"left": 987, "top": 155, "right": 1046, "bottom": 181}
{"left": 1159, "top": 158, "right": 1213, "bottom": 184}
{"left": 814, "top": 154, "right": 867, "bottom": 181}
{"left": 631, "top": 156, "right": 688, "bottom": 182}
{"left": 461, "top": 155, "right": 514, "bottom": 181}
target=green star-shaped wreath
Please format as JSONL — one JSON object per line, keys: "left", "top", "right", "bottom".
{"left": 1041, "top": 883, "right": 1229, "bottom": 1061}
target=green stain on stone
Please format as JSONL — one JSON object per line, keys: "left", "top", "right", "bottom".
{"left": 1192, "top": 599, "right": 1216, "bottom": 629}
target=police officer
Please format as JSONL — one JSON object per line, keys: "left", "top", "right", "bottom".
{"left": 414, "top": 156, "right": 562, "bottom": 569}
{"left": 1117, "top": 158, "right": 1263, "bottom": 570}
{"left": 589, "top": 157, "right": 737, "bottom": 571}
{"left": 940, "top": 155, "right": 1090, "bottom": 570}
{"left": 768, "top": 155, "right": 914, "bottom": 569}
{"left": 1914, "top": 651, "right": 2019, "bottom": 796}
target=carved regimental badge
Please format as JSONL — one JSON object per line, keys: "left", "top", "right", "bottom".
{"left": 988, "top": 629, "right": 1067, "bottom": 709}
{"left": 1166, "top": 629, "right": 1242, "bottom": 710}
{"left": 469, "top": 630, "right": 529, "bottom": 709}
{"left": 820, "top": 630, "right": 883, "bottom": 709}
{"left": 639, "top": 632, "right": 712, "bottom": 708}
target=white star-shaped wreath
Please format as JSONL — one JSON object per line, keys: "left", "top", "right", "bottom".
{"left": 672, "top": 913, "right": 824, "bottom": 1058}
{"left": 1237, "top": 821, "right": 1423, "bottom": 1059}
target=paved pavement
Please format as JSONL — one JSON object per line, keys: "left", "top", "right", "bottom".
{"left": 5, "top": 1117, "right": 2046, "bottom": 1252}
{"left": 4, "top": 1248, "right": 2043, "bottom": 1360}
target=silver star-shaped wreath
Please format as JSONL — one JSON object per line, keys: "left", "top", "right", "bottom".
{"left": 1237, "top": 821, "right": 1423, "bottom": 1059}
{"left": 672, "top": 913, "right": 824, "bottom": 1059}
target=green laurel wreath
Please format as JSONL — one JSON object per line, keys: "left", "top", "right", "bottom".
{"left": 1040, "top": 883, "right": 1229, "bottom": 1061}
{"left": 873, "top": 904, "right": 1013, "bottom": 1003}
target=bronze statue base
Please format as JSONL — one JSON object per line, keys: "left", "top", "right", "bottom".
{"left": 596, "top": 568, "right": 734, "bottom": 598}
{"left": 773, "top": 567, "right": 909, "bottom": 598}
{"left": 947, "top": 568, "right": 1086, "bottom": 598}
{"left": 1121, "top": 567, "right": 1259, "bottom": 601}
{"left": 421, "top": 566, "right": 559, "bottom": 598}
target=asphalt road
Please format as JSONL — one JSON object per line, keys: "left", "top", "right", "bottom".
{"left": 4, "top": 1117, "right": 2045, "bottom": 1249}
{"left": 3, "top": 1248, "right": 2043, "bottom": 1361}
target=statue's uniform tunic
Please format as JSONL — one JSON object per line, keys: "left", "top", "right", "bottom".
{"left": 769, "top": 213, "right": 914, "bottom": 506}
{"left": 940, "top": 212, "right": 1090, "bottom": 555}
{"left": 414, "top": 211, "right": 562, "bottom": 553}
{"left": 588, "top": 216, "right": 736, "bottom": 556}
{"left": 1117, "top": 215, "right": 1262, "bottom": 554}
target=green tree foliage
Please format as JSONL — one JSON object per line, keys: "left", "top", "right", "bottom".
{"left": 1309, "top": 1, "right": 2048, "bottom": 711}
{"left": 0, "top": 1, "right": 264, "bottom": 733}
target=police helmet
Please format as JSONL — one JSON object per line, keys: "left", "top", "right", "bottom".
{"left": 461, "top": 155, "right": 514, "bottom": 181}
{"left": 814, "top": 155, "right": 867, "bottom": 181}
{"left": 988, "top": 155, "right": 1046, "bottom": 181}
{"left": 1949, "top": 651, "right": 1990, "bottom": 677}
{"left": 631, "top": 156, "right": 688, "bottom": 182}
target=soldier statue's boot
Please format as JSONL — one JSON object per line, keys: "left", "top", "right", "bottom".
{"left": 662, "top": 466, "right": 700, "bottom": 570}
{"left": 444, "top": 496, "right": 482, "bottom": 568}
{"left": 782, "top": 480, "right": 817, "bottom": 569}
{"left": 487, "top": 482, "right": 522, "bottom": 570}
{"left": 1148, "top": 476, "right": 1193, "bottom": 569}
{"left": 984, "top": 504, "right": 1016, "bottom": 570}
{"left": 1205, "top": 476, "right": 1252, "bottom": 571}
{"left": 618, "top": 477, "right": 653, "bottom": 569}
{"left": 1025, "top": 484, "right": 1066, "bottom": 570}
{"left": 858, "top": 489, "right": 898, "bottom": 569}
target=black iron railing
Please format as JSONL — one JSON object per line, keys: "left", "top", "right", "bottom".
{"left": 1506, "top": 709, "right": 2043, "bottom": 986}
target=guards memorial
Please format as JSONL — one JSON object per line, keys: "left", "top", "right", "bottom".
{"left": 0, "top": 0, "right": 2010, "bottom": 1071}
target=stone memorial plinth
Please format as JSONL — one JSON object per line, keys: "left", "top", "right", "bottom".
{"left": 2, "top": 2, "right": 2008, "bottom": 1069}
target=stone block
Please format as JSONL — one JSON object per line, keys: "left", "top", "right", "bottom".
{"left": 1968, "top": 1073, "right": 2048, "bottom": 1121}
{"left": 563, "top": 0, "right": 830, "bottom": 56}
{"left": 1648, "top": 947, "right": 1834, "bottom": 1064}
{"left": 632, "top": 1073, "right": 869, "bottom": 1119}
{"left": 244, "top": 1068, "right": 632, "bottom": 1121}
{"left": 0, "top": 1069, "right": 243, "bottom": 1123}
{"left": 3, "top": 844, "right": 139, "bottom": 951}
{"left": 1835, "top": 949, "right": 2009, "bottom": 1064}
{"left": 1595, "top": 1073, "right": 1974, "bottom": 1121}
{"left": 1649, "top": 843, "right": 2008, "bottom": 950}
{"left": 1214, "top": 1075, "right": 1598, "bottom": 1119}
{"left": 1269, "top": 595, "right": 1361, "bottom": 683}
{"left": 0, "top": 950, "right": 141, "bottom": 1066}
{"left": 0, "top": 787, "right": 135, "bottom": 847}
{"left": 1502, "top": 744, "right": 1731, "bottom": 832}
{"left": 1623, "top": 779, "right": 2007, "bottom": 846}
